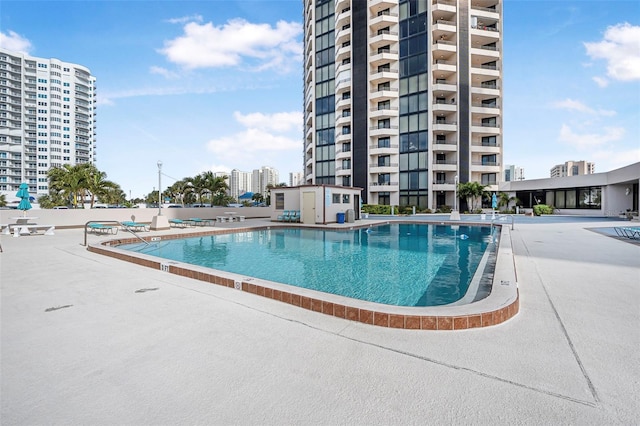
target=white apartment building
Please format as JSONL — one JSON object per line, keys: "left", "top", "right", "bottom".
{"left": 252, "top": 166, "right": 280, "bottom": 197}
{"left": 550, "top": 161, "right": 595, "bottom": 178}
{"left": 504, "top": 164, "right": 524, "bottom": 181}
{"left": 289, "top": 171, "right": 304, "bottom": 186}
{"left": 303, "top": 0, "right": 503, "bottom": 210}
{"left": 0, "top": 48, "right": 97, "bottom": 199}
{"left": 228, "top": 168, "right": 253, "bottom": 201}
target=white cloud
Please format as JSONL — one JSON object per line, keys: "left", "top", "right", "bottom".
{"left": 149, "top": 66, "right": 179, "bottom": 79}
{"left": 558, "top": 124, "right": 625, "bottom": 149}
{"left": 233, "top": 111, "right": 302, "bottom": 133}
{"left": 552, "top": 99, "right": 616, "bottom": 116}
{"left": 584, "top": 23, "right": 640, "bottom": 81}
{"left": 165, "top": 14, "right": 203, "bottom": 25}
{"left": 592, "top": 76, "right": 609, "bottom": 88}
{"left": 158, "top": 18, "right": 302, "bottom": 72}
{"left": 206, "top": 111, "right": 302, "bottom": 169}
{"left": 0, "top": 30, "right": 32, "bottom": 53}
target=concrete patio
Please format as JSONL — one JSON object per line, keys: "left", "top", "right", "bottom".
{"left": 1, "top": 217, "right": 638, "bottom": 424}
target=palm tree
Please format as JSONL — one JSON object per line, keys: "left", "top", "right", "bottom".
{"left": 0, "top": 193, "right": 6, "bottom": 208}
{"left": 187, "top": 174, "right": 208, "bottom": 205}
{"left": 85, "top": 165, "right": 117, "bottom": 208}
{"left": 497, "top": 192, "right": 519, "bottom": 212}
{"left": 457, "top": 182, "right": 487, "bottom": 212}
{"left": 48, "top": 164, "right": 89, "bottom": 208}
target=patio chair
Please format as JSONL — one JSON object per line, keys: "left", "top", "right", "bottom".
{"left": 287, "top": 210, "right": 300, "bottom": 223}
{"left": 169, "top": 219, "right": 193, "bottom": 228}
{"left": 88, "top": 223, "right": 118, "bottom": 235}
{"left": 121, "top": 221, "right": 149, "bottom": 232}
{"left": 277, "top": 210, "right": 291, "bottom": 222}
{"left": 187, "top": 218, "right": 214, "bottom": 227}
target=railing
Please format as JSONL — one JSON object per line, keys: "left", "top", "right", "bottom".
{"left": 83, "top": 220, "right": 149, "bottom": 247}
{"left": 434, "top": 19, "right": 456, "bottom": 26}
{"left": 370, "top": 163, "right": 398, "bottom": 169}
{"left": 433, "top": 140, "right": 457, "bottom": 145}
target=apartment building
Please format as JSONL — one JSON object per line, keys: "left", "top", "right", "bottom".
{"left": 252, "top": 166, "right": 280, "bottom": 197}
{"left": 303, "top": 0, "right": 503, "bottom": 210}
{"left": 0, "top": 48, "right": 97, "bottom": 199}
{"left": 228, "top": 168, "right": 253, "bottom": 201}
{"left": 504, "top": 164, "right": 524, "bottom": 181}
{"left": 550, "top": 161, "right": 595, "bottom": 178}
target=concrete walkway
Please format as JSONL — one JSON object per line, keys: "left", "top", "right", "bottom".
{"left": 1, "top": 218, "right": 638, "bottom": 425}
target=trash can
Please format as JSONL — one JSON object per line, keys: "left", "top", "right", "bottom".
{"left": 346, "top": 209, "right": 355, "bottom": 223}
{"left": 336, "top": 212, "right": 345, "bottom": 224}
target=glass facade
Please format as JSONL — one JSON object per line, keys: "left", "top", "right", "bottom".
{"left": 398, "top": 0, "right": 429, "bottom": 208}
{"left": 315, "top": 0, "right": 336, "bottom": 184}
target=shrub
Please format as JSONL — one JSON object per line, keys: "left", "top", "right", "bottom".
{"left": 362, "top": 204, "right": 392, "bottom": 215}
{"left": 533, "top": 204, "right": 554, "bottom": 216}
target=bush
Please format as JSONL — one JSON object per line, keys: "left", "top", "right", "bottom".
{"left": 362, "top": 204, "right": 392, "bottom": 215}
{"left": 533, "top": 204, "right": 554, "bottom": 216}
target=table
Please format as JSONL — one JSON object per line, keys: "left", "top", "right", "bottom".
{"left": 10, "top": 216, "right": 39, "bottom": 225}
{"left": 224, "top": 212, "right": 237, "bottom": 221}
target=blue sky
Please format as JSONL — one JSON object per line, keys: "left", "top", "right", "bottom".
{"left": 1, "top": 0, "right": 638, "bottom": 198}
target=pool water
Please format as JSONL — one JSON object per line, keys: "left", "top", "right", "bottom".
{"left": 120, "top": 223, "right": 496, "bottom": 307}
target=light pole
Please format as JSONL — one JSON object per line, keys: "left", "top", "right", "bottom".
{"left": 454, "top": 175, "right": 458, "bottom": 211}
{"left": 157, "top": 160, "right": 162, "bottom": 216}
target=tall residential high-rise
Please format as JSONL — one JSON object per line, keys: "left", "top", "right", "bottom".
{"left": 229, "top": 168, "right": 253, "bottom": 200}
{"left": 0, "top": 48, "right": 97, "bottom": 198}
{"left": 550, "top": 161, "right": 595, "bottom": 178}
{"left": 289, "top": 171, "right": 304, "bottom": 186}
{"left": 303, "top": 0, "right": 502, "bottom": 210}
{"left": 252, "top": 166, "right": 280, "bottom": 196}
{"left": 504, "top": 164, "right": 524, "bottom": 182}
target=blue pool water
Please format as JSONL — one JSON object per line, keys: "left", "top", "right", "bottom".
{"left": 120, "top": 223, "right": 496, "bottom": 307}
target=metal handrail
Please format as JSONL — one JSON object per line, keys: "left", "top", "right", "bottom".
{"left": 83, "top": 220, "right": 149, "bottom": 247}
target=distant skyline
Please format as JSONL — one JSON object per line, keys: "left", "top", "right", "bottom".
{"left": 1, "top": 0, "right": 638, "bottom": 197}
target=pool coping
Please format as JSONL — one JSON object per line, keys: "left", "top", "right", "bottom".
{"left": 87, "top": 221, "right": 519, "bottom": 330}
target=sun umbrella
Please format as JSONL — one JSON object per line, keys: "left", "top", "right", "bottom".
{"left": 16, "top": 182, "right": 32, "bottom": 216}
{"left": 491, "top": 192, "right": 498, "bottom": 210}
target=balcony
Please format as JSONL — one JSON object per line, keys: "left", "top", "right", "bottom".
{"left": 369, "top": 106, "right": 398, "bottom": 119}
{"left": 369, "top": 30, "right": 398, "bottom": 49}
{"left": 470, "top": 44, "right": 500, "bottom": 61}
{"left": 369, "top": 125, "right": 398, "bottom": 137}
{"left": 432, "top": 39, "right": 457, "bottom": 55}
{"left": 335, "top": 7, "right": 351, "bottom": 29}
{"left": 432, "top": 59, "right": 457, "bottom": 75}
{"left": 433, "top": 19, "right": 456, "bottom": 34}
{"left": 369, "top": 144, "right": 398, "bottom": 155}
{"left": 432, "top": 159, "right": 457, "bottom": 171}
{"left": 432, "top": 119, "right": 457, "bottom": 132}
{"left": 370, "top": 87, "right": 398, "bottom": 102}
{"left": 433, "top": 140, "right": 458, "bottom": 151}
{"left": 369, "top": 49, "right": 398, "bottom": 66}
{"left": 369, "top": 181, "right": 399, "bottom": 192}
{"left": 471, "top": 121, "right": 500, "bottom": 135}
{"left": 432, "top": 99, "right": 456, "bottom": 113}
{"left": 370, "top": 69, "right": 397, "bottom": 84}
{"left": 370, "top": 12, "right": 398, "bottom": 31}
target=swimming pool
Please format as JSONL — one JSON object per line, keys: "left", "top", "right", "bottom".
{"left": 119, "top": 223, "right": 497, "bottom": 307}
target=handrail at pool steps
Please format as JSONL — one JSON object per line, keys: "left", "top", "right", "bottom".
{"left": 83, "top": 220, "right": 149, "bottom": 246}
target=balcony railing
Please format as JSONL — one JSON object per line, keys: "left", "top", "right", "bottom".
{"left": 370, "top": 163, "right": 398, "bottom": 169}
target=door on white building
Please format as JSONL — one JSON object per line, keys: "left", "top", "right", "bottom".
{"left": 302, "top": 192, "right": 315, "bottom": 224}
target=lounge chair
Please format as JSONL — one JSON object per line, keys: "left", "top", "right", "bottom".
{"left": 88, "top": 223, "right": 118, "bottom": 235}
{"left": 186, "top": 218, "right": 214, "bottom": 227}
{"left": 277, "top": 210, "right": 290, "bottom": 222}
{"left": 169, "top": 219, "right": 193, "bottom": 228}
{"left": 121, "top": 221, "right": 149, "bottom": 232}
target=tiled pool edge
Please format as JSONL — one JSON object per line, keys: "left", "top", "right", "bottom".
{"left": 87, "top": 224, "right": 519, "bottom": 330}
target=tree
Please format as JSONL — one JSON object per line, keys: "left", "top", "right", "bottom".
{"left": 497, "top": 192, "right": 519, "bottom": 212}
{"left": 457, "top": 182, "right": 487, "bottom": 212}
{"left": 0, "top": 193, "right": 6, "bottom": 208}
{"left": 252, "top": 193, "right": 264, "bottom": 205}
{"left": 48, "top": 164, "right": 90, "bottom": 208}
{"left": 85, "top": 165, "right": 117, "bottom": 208}
{"left": 187, "top": 173, "right": 208, "bottom": 205}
